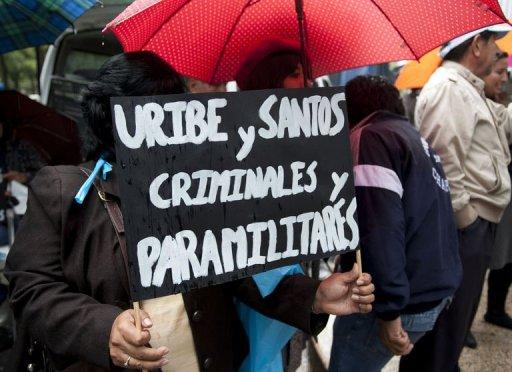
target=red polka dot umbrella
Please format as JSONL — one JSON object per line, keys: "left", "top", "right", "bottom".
{"left": 105, "top": 0, "right": 508, "bottom": 84}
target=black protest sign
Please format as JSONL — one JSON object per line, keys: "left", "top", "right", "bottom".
{"left": 112, "top": 87, "right": 359, "bottom": 301}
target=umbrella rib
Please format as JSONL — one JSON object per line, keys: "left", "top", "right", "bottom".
{"left": 369, "top": 0, "right": 418, "bottom": 59}
{"left": 477, "top": 2, "right": 508, "bottom": 23}
{"left": 210, "top": 0, "right": 252, "bottom": 83}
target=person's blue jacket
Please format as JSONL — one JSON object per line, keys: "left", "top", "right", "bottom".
{"left": 350, "top": 111, "right": 462, "bottom": 320}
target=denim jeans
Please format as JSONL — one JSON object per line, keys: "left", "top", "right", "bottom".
{"left": 329, "top": 297, "right": 451, "bottom": 372}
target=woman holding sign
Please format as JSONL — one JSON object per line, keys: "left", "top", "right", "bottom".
{"left": 5, "top": 52, "right": 374, "bottom": 371}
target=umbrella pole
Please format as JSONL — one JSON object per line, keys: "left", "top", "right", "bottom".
{"left": 295, "top": 0, "right": 312, "bottom": 86}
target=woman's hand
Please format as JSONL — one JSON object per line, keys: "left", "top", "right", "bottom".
{"left": 313, "top": 263, "right": 375, "bottom": 315}
{"left": 109, "top": 309, "right": 169, "bottom": 369}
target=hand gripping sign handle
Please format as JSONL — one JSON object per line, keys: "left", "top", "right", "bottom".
{"left": 133, "top": 301, "right": 149, "bottom": 372}
{"left": 133, "top": 300, "right": 143, "bottom": 333}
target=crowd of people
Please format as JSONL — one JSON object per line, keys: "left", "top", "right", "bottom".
{"left": 1, "top": 23, "right": 512, "bottom": 372}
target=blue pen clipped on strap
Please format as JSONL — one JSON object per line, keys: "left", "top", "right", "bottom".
{"left": 74, "top": 157, "right": 113, "bottom": 204}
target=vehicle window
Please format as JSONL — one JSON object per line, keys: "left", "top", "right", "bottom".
{"left": 47, "top": 78, "right": 88, "bottom": 123}
{"left": 47, "top": 30, "right": 122, "bottom": 122}
{"left": 53, "top": 30, "right": 122, "bottom": 81}
{"left": 61, "top": 50, "right": 111, "bottom": 81}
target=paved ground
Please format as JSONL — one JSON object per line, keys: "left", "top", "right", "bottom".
{"left": 459, "top": 277, "right": 512, "bottom": 372}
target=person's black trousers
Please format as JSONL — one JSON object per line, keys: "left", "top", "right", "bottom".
{"left": 487, "top": 263, "right": 512, "bottom": 315}
{"left": 399, "top": 218, "right": 495, "bottom": 372}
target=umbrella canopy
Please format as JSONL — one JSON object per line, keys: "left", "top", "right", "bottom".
{"left": 106, "top": 0, "right": 507, "bottom": 84}
{"left": 0, "top": 90, "right": 82, "bottom": 165}
{"left": 0, "top": 0, "right": 98, "bottom": 54}
{"left": 395, "top": 48, "right": 442, "bottom": 90}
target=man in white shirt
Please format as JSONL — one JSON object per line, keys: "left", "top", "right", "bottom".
{"left": 400, "top": 25, "right": 512, "bottom": 372}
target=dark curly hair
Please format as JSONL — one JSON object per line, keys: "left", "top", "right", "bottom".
{"left": 345, "top": 75, "right": 405, "bottom": 128}
{"left": 81, "top": 51, "right": 185, "bottom": 160}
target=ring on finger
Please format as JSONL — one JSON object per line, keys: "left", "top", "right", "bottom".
{"left": 124, "top": 355, "right": 132, "bottom": 367}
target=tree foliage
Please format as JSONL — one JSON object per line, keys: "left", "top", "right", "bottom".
{"left": 0, "top": 47, "right": 47, "bottom": 95}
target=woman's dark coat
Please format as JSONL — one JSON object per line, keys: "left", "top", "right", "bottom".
{"left": 5, "top": 165, "right": 326, "bottom": 371}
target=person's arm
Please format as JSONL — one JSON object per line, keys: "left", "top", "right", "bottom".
{"left": 352, "top": 128, "right": 409, "bottom": 320}
{"left": 352, "top": 127, "right": 414, "bottom": 355}
{"left": 233, "top": 274, "right": 327, "bottom": 335}
{"left": 416, "top": 84, "right": 477, "bottom": 228}
{"left": 5, "top": 167, "right": 122, "bottom": 369}
{"left": 232, "top": 265, "right": 374, "bottom": 336}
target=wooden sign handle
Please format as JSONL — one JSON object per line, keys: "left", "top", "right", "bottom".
{"left": 356, "top": 249, "right": 363, "bottom": 276}
{"left": 133, "top": 301, "right": 148, "bottom": 372}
